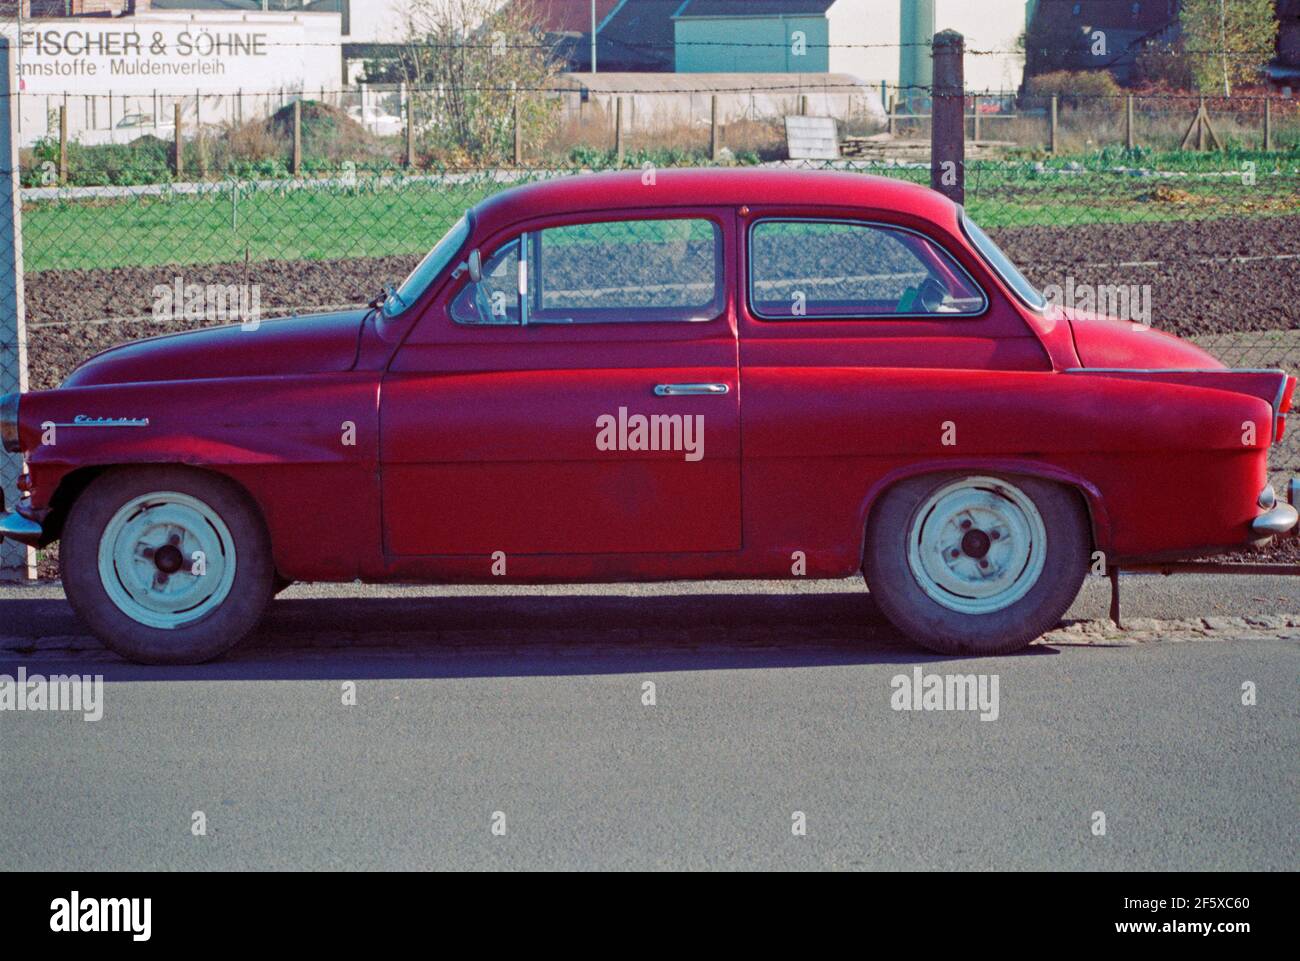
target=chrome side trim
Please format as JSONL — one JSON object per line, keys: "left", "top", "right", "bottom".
{"left": 0, "top": 510, "right": 43, "bottom": 546}
{"left": 1061, "top": 367, "right": 1285, "bottom": 375}
{"left": 1251, "top": 503, "right": 1299, "bottom": 536}
{"left": 519, "top": 230, "right": 529, "bottom": 327}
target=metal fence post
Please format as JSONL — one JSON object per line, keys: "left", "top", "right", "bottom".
{"left": 405, "top": 91, "right": 416, "bottom": 169}
{"left": 292, "top": 98, "right": 303, "bottom": 176}
{"left": 0, "top": 37, "right": 34, "bottom": 582}
{"left": 930, "top": 30, "right": 965, "bottom": 205}
{"left": 59, "top": 105, "right": 68, "bottom": 185}
{"left": 1049, "top": 94, "right": 1058, "bottom": 153}
{"left": 1125, "top": 93, "right": 1135, "bottom": 150}
{"left": 615, "top": 96, "right": 624, "bottom": 163}
{"left": 710, "top": 94, "right": 720, "bottom": 161}
{"left": 173, "top": 101, "right": 184, "bottom": 178}
{"left": 513, "top": 97, "right": 523, "bottom": 167}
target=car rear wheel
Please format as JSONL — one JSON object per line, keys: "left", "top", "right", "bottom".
{"left": 864, "top": 474, "right": 1089, "bottom": 656}
{"left": 61, "top": 467, "right": 273, "bottom": 664}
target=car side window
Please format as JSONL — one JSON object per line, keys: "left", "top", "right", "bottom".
{"left": 530, "top": 218, "right": 722, "bottom": 324}
{"left": 748, "top": 219, "right": 986, "bottom": 320}
{"left": 451, "top": 217, "right": 723, "bottom": 327}
{"left": 450, "top": 238, "right": 521, "bottom": 326}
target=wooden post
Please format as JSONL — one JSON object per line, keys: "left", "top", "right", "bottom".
{"left": 799, "top": 94, "right": 810, "bottom": 116}
{"left": 1048, "top": 94, "right": 1058, "bottom": 153}
{"left": 971, "top": 94, "right": 980, "bottom": 142}
{"left": 888, "top": 93, "right": 897, "bottom": 137}
{"left": 931, "top": 30, "right": 965, "bottom": 205}
{"left": 1125, "top": 94, "right": 1135, "bottom": 150}
{"left": 292, "top": 98, "right": 303, "bottom": 176}
{"left": 173, "top": 101, "right": 184, "bottom": 178}
{"left": 710, "top": 94, "right": 720, "bottom": 161}
{"left": 513, "top": 98, "right": 523, "bottom": 166}
{"left": 58, "top": 105, "right": 68, "bottom": 185}
{"left": 1180, "top": 97, "right": 1223, "bottom": 152}
{"left": 615, "top": 96, "right": 624, "bottom": 162}
{"left": 406, "top": 94, "right": 416, "bottom": 168}
{"left": 1264, "top": 97, "right": 1273, "bottom": 151}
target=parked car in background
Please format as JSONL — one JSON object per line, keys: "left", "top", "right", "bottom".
{"left": 2, "top": 169, "right": 1295, "bottom": 664}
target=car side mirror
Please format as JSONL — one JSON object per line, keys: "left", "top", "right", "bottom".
{"left": 453, "top": 249, "right": 483, "bottom": 283}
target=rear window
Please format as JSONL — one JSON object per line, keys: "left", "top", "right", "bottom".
{"left": 749, "top": 219, "right": 986, "bottom": 320}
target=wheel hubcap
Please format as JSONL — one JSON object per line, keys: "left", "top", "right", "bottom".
{"left": 97, "top": 491, "right": 237, "bottom": 630}
{"left": 906, "top": 477, "right": 1047, "bottom": 615}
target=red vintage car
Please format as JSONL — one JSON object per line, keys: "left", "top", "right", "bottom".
{"left": 2, "top": 169, "right": 1296, "bottom": 664}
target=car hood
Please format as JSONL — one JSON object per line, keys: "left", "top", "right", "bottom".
{"left": 62, "top": 309, "right": 368, "bottom": 388}
{"left": 1059, "top": 307, "right": 1224, "bottom": 370}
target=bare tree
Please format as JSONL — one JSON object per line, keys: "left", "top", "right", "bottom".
{"left": 401, "top": 0, "right": 563, "bottom": 165}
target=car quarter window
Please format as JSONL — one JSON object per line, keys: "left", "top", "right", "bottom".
{"left": 450, "top": 237, "right": 521, "bottom": 326}
{"left": 748, "top": 219, "right": 986, "bottom": 320}
{"left": 451, "top": 217, "right": 723, "bottom": 326}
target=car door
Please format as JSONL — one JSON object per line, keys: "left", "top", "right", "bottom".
{"left": 380, "top": 209, "right": 741, "bottom": 557}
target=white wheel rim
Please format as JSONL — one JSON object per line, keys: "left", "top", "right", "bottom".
{"left": 97, "top": 491, "right": 238, "bottom": 630}
{"left": 906, "top": 476, "right": 1047, "bottom": 615}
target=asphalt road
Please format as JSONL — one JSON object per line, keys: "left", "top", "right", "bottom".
{"left": 1, "top": 574, "right": 1297, "bottom": 871}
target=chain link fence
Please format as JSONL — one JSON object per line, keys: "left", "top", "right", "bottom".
{"left": 5, "top": 77, "right": 1300, "bottom": 581}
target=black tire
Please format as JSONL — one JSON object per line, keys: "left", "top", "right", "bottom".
{"left": 61, "top": 466, "right": 274, "bottom": 665}
{"left": 864, "top": 473, "right": 1089, "bottom": 656}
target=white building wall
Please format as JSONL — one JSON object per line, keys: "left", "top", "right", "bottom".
{"left": 342, "top": 0, "right": 411, "bottom": 43}
{"left": 827, "top": 0, "right": 901, "bottom": 87}
{"left": 934, "top": 0, "right": 1026, "bottom": 92}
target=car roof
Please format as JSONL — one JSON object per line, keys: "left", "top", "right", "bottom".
{"left": 470, "top": 167, "right": 960, "bottom": 237}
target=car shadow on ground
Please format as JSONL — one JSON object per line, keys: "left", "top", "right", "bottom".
{"left": 0, "top": 590, "right": 1060, "bottom": 682}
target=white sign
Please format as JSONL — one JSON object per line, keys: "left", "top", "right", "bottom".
{"left": 7, "top": 17, "right": 338, "bottom": 96}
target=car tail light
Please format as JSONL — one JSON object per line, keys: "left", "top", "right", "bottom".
{"left": 1277, "top": 376, "right": 1296, "bottom": 442}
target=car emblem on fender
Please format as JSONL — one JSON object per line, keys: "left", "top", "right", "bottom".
{"left": 57, "top": 415, "right": 152, "bottom": 428}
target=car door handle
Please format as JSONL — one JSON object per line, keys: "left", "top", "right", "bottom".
{"left": 653, "top": 383, "right": 730, "bottom": 396}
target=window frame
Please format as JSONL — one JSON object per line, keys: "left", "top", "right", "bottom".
{"left": 450, "top": 213, "right": 727, "bottom": 328}
{"left": 745, "top": 216, "right": 989, "bottom": 322}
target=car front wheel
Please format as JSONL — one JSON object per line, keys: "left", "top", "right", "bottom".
{"left": 865, "top": 473, "right": 1089, "bottom": 656}
{"left": 61, "top": 467, "right": 274, "bottom": 664}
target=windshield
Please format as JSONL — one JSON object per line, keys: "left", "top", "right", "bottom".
{"left": 960, "top": 211, "right": 1046, "bottom": 311}
{"left": 382, "top": 215, "right": 472, "bottom": 319}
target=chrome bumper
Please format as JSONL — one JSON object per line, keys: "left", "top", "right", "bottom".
{"left": 0, "top": 510, "right": 44, "bottom": 546}
{"left": 1253, "top": 504, "right": 1299, "bottom": 536}
{"left": 1251, "top": 479, "right": 1300, "bottom": 537}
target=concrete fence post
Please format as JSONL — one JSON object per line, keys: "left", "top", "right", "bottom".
{"left": 0, "top": 37, "right": 34, "bottom": 582}
{"left": 930, "top": 30, "right": 965, "bottom": 205}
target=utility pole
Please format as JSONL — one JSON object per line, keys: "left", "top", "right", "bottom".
{"left": 591, "top": 0, "right": 598, "bottom": 73}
